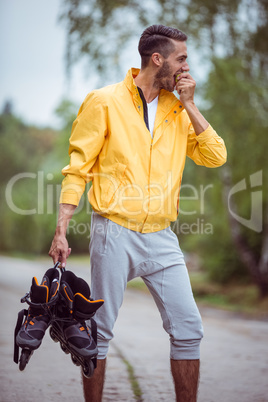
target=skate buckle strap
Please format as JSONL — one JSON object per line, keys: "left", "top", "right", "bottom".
{"left": 54, "top": 261, "right": 65, "bottom": 273}
{"left": 14, "top": 309, "right": 27, "bottom": 364}
{"left": 20, "top": 292, "right": 58, "bottom": 310}
{"left": 21, "top": 292, "right": 30, "bottom": 303}
{"left": 91, "top": 318, "right": 98, "bottom": 369}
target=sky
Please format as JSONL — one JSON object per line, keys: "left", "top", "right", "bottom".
{"left": 1, "top": 0, "right": 66, "bottom": 127}
{"left": 0, "top": 0, "right": 140, "bottom": 128}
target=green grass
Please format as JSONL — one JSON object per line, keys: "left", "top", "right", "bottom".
{"left": 112, "top": 343, "right": 143, "bottom": 401}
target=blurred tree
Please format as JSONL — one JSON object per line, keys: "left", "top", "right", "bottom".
{"left": 59, "top": 0, "right": 267, "bottom": 78}
{"left": 201, "top": 57, "right": 268, "bottom": 296}
{"left": 57, "top": 0, "right": 268, "bottom": 295}
{"left": 0, "top": 111, "right": 57, "bottom": 253}
{"left": 0, "top": 101, "right": 95, "bottom": 256}
{"left": 2, "top": 100, "right": 13, "bottom": 115}
{"left": 45, "top": 98, "right": 78, "bottom": 170}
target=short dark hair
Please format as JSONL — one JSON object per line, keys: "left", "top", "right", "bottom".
{"left": 138, "top": 25, "right": 187, "bottom": 68}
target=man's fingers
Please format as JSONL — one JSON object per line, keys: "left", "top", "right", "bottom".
{"left": 60, "top": 252, "right": 67, "bottom": 268}
{"left": 176, "top": 78, "right": 195, "bottom": 88}
{"left": 49, "top": 247, "right": 60, "bottom": 265}
{"left": 58, "top": 247, "right": 71, "bottom": 268}
{"left": 176, "top": 72, "right": 191, "bottom": 81}
{"left": 49, "top": 236, "right": 71, "bottom": 268}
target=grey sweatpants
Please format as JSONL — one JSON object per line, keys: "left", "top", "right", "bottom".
{"left": 89, "top": 212, "right": 203, "bottom": 360}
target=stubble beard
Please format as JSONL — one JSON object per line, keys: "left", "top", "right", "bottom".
{"left": 154, "top": 61, "right": 174, "bottom": 92}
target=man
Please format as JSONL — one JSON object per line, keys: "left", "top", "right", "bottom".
{"left": 49, "top": 25, "right": 227, "bottom": 401}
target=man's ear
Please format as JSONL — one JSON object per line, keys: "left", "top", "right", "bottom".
{"left": 151, "top": 52, "right": 163, "bottom": 67}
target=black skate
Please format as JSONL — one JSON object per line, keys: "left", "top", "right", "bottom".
{"left": 50, "top": 270, "right": 104, "bottom": 378}
{"left": 14, "top": 265, "right": 60, "bottom": 371}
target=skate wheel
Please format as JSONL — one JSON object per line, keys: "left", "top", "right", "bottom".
{"left": 83, "top": 360, "right": 95, "bottom": 378}
{"left": 60, "top": 343, "right": 69, "bottom": 354}
{"left": 71, "top": 355, "right": 80, "bottom": 366}
{"left": 19, "top": 349, "right": 32, "bottom": 371}
{"left": 49, "top": 327, "right": 58, "bottom": 343}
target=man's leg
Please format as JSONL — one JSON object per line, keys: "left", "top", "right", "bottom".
{"left": 171, "top": 359, "right": 200, "bottom": 402}
{"left": 82, "top": 358, "right": 106, "bottom": 402}
{"left": 141, "top": 228, "right": 203, "bottom": 401}
{"left": 88, "top": 213, "right": 137, "bottom": 400}
{"left": 145, "top": 263, "right": 202, "bottom": 400}
{"left": 143, "top": 261, "right": 203, "bottom": 401}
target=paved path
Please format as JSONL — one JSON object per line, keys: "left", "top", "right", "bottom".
{"left": 0, "top": 256, "right": 268, "bottom": 402}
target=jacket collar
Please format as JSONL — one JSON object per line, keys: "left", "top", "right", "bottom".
{"left": 124, "top": 68, "right": 184, "bottom": 143}
{"left": 124, "top": 68, "right": 183, "bottom": 112}
{"left": 124, "top": 68, "right": 140, "bottom": 94}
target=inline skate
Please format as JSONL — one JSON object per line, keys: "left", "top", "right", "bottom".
{"left": 14, "top": 265, "right": 60, "bottom": 371}
{"left": 50, "top": 269, "right": 104, "bottom": 378}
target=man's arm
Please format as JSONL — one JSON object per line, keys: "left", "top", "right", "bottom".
{"left": 176, "top": 72, "right": 227, "bottom": 167}
{"left": 49, "top": 203, "right": 76, "bottom": 268}
{"left": 59, "top": 91, "right": 107, "bottom": 206}
{"left": 176, "top": 72, "right": 209, "bottom": 135}
{"left": 49, "top": 91, "right": 108, "bottom": 266}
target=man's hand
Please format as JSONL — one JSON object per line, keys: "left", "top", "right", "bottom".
{"left": 49, "top": 203, "right": 76, "bottom": 268}
{"left": 49, "top": 233, "right": 71, "bottom": 268}
{"left": 175, "top": 72, "right": 196, "bottom": 106}
{"left": 175, "top": 72, "right": 209, "bottom": 136}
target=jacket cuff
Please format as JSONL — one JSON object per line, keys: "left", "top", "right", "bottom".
{"left": 59, "top": 188, "right": 83, "bottom": 206}
{"left": 195, "top": 125, "right": 223, "bottom": 144}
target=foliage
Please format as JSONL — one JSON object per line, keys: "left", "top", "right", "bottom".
{"left": 59, "top": 0, "right": 267, "bottom": 80}
{"left": 198, "top": 47, "right": 268, "bottom": 294}
{"left": 0, "top": 113, "right": 57, "bottom": 253}
{"left": 0, "top": 101, "right": 92, "bottom": 255}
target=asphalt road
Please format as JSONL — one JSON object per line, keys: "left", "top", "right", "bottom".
{"left": 0, "top": 256, "right": 268, "bottom": 402}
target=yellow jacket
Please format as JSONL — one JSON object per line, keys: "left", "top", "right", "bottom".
{"left": 60, "top": 68, "right": 227, "bottom": 233}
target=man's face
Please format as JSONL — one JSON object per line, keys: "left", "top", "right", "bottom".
{"left": 154, "top": 40, "right": 189, "bottom": 92}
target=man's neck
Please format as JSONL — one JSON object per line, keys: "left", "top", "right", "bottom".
{"left": 134, "top": 70, "right": 160, "bottom": 103}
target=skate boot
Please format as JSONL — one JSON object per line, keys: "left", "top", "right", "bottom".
{"left": 50, "top": 270, "right": 104, "bottom": 378}
{"left": 14, "top": 267, "right": 60, "bottom": 371}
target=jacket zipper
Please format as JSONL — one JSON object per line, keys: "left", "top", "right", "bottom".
{"left": 141, "top": 140, "right": 153, "bottom": 232}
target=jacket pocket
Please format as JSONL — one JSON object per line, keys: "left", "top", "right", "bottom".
{"left": 102, "top": 162, "right": 127, "bottom": 208}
